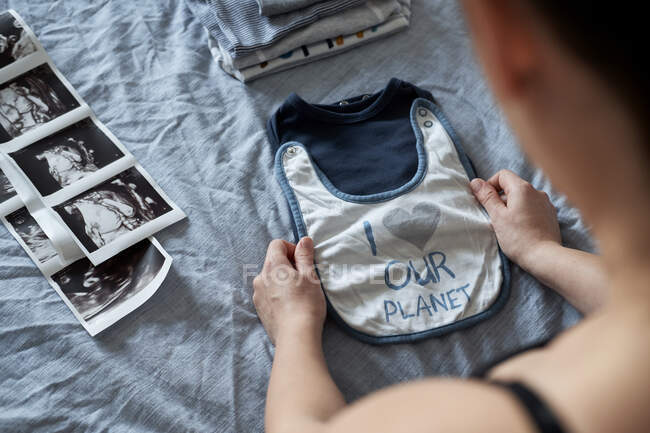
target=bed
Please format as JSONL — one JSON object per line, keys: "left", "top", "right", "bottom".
{"left": 0, "top": 1, "right": 591, "bottom": 431}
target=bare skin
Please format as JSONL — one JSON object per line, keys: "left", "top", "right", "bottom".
{"left": 252, "top": 1, "right": 650, "bottom": 432}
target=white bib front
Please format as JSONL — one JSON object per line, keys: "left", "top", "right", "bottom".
{"left": 275, "top": 98, "right": 509, "bottom": 344}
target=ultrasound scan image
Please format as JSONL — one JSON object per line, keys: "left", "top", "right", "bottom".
{"left": 51, "top": 239, "right": 164, "bottom": 321}
{"left": 0, "top": 167, "right": 16, "bottom": 202}
{"left": 10, "top": 118, "right": 124, "bottom": 195}
{"left": 0, "top": 64, "right": 79, "bottom": 141}
{"left": 5, "top": 206, "right": 58, "bottom": 263}
{"left": 0, "top": 12, "right": 37, "bottom": 68}
{"left": 54, "top": 167, "right": 172, "bottom": 251}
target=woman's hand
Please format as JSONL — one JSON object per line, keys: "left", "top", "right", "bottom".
{"left": 253, "top": 237, "right": 326, "bottom": 345}
{"left": 470, "top": 169, "right": 562, "bottom": 270}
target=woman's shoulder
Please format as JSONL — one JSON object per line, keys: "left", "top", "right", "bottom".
{"left": 487, "top": 308, "right": 650, "bottom": 433}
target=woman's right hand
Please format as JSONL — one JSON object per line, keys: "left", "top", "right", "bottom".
{"left": 470, "top": 169, "right": 562, "bottom": 269}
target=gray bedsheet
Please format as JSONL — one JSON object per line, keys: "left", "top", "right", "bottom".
{"left": 0, "top": 1, "right": 591, "bottom": 432}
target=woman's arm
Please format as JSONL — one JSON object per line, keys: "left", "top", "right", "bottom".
{"left": 253, "top": 239, "right": 536, "bottom": 433}
{"left": 515, "top": 241, "right": 608, "bottom": 313}
{"left": 267, "top": 321, "right": 344, "bottom": 433}
{"left": 470, "top": 169, "right": 608, "bottom": 314}
{"left": 253, "top": 170, "right": 604, "bottom": 433}
{"left": 253, "top": 238, "right": 345, "bottom": 433}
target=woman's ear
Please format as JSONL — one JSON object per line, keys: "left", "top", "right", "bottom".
{"left": 461, "top": 0, "right": 539, "bottom": 100}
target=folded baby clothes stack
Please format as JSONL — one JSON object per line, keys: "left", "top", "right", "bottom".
{"left": 186, "top": 0, "right": 411, "bottom": 83}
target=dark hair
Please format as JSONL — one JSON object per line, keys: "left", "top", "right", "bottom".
{"left": 527, "top": 2, "right": 648, "bottom": 139}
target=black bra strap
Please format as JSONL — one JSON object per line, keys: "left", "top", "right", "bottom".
{"left": 493, "top": 381, "right": 568, "bottom": 433}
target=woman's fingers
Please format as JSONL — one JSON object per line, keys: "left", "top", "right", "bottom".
{"left": 470, "top": 178, "right": 505, "bottom": 217}
{"left": 487, "top": 169, "right": 527, "bottom": 194}
{"left": 282, "top": 240, "right": 297, "bottom": 263}
{"left": 294, "top": 237, "right": 316, "bottom": 278}
{"left": 264, "top": 239, "right": 295, "bottom": 268}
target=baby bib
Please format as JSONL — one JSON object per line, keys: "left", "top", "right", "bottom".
{"left": 274, "top": 97, "right": 510, "bottom": 344}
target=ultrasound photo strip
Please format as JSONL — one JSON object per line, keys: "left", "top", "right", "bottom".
{"left": 0, "top": 9, "right": 178, "bottom": 336}
{"left": 0, "top": 10, "right": 185, "bottom": 266}
{"left": 1, "top": 207, "right": 172, "bottom": 336}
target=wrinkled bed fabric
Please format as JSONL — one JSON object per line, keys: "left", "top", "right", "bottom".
{"left": 0, "top": 1, "right": 588, "bottom": 432}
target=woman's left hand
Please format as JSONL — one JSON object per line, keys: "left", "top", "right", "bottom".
{"left": 253, "top": 237, "right": 326, "bottom": 345}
